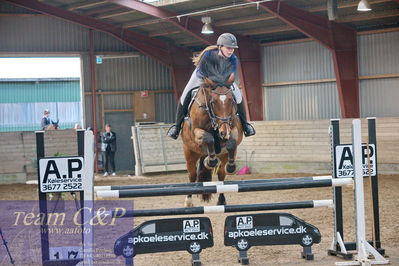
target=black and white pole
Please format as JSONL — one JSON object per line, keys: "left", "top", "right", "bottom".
{"left": 96, "top": 177, "right": 352, "bottom": 199}
{"left": 94, "top": 175, "right": 333, "bottom": 192}
{"left": 335, "top": 120, "right": 388, "bottom": 265}
{"left": 106, "top": 199, "right": 334, "bottom": 218}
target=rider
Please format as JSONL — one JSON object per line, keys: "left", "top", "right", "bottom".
{"left": 167, "top": 33, "right": 256, "bottom": 139}
{"left": 41, "top": 109, "right": 52, "bottom": 130}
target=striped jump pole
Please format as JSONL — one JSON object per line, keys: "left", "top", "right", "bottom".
{"left": 97, "top": 178, "right": 352, "bottom": 199}
{"left": 107, "top": 200, "right": 334, "bottom": 218}
{"left": 94, "top": 175, "right": 333, "bottom": 192}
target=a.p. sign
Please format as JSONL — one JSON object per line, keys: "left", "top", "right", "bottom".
{"left": 335, "top": 144, "right": 376, "bottom": 178}
{"left": 39, "top": 157, "right": 84, "bottom": 193}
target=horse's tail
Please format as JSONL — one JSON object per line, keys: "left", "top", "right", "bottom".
{"left": 197, "top": 157, "right": 213, "bottom": 202}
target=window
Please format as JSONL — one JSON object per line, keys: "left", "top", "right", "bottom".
{"left": 279, "top": 216, "right": 294, "bottom": 226}
{"left": 140, "top": 223, "right": 156, "bottom": 234}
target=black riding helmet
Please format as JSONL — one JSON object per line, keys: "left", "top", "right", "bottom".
{"left": 217, "top": 33, "right": 239, "bottom": 48}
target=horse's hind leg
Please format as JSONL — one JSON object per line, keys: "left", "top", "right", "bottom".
{"left": 183, "top": 147, "right": 199, "bottom": 207}
{"left": 217, "top": 154, "right": 228, "bottom": 205}
{"left": 197, "top": 157, "right": 213, "bottom": 202}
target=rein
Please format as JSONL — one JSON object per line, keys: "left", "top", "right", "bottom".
{"left": 195, "top": 85, "right": 234, "bottom": 131}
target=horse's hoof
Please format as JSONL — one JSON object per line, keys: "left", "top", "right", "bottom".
{"left": 217, "top": 199, "right": 226, "bottom": 205}
{"left": 204, "top": 156, "right": 220, "bottom": 170}
{"left": 225, "top": 163, "right": 236, "bottom": 174}
{"left": 184, "top": 202, "right": 194, "bottom": 208}
{"left": 184, "top": 198, "right": 194, "bottom": 208}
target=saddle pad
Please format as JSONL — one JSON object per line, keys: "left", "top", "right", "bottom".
{"left": 187, "top": 88, "right": 199, "bottom": 112}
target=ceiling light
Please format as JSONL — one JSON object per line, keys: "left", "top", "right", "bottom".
{"left": 357, "top": 0, "right": 372, "bottom": 11}
{"left": 201, "top": 16, "right": 214, "bottom": 34}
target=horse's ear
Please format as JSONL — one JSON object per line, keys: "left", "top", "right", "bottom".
{"left": 204, "top": 77, "right": 214, "bottom": 87}
{"left": 227, "top": 73, "right": 235, "bottom": 85}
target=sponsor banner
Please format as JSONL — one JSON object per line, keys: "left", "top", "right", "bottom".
{"left": 129, "top": 232, "right": 209, "bottom": 245}
{"left": 183, "top": 219, "right": 200, "bottom": 233}
{"left": 335, "top": 144, "right": 376, "bottom": 177}
{"left": 227, "top": 226, "right": 307, "bottom": 239}
{"left": 236, "top": 216, "right": 253, "bottom": 230}
{"left": 39, "top": 157, "right": 84, "bottom": 193}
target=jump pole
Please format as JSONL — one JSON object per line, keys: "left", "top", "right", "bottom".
{"left": 106, "top": 200, "right": 334, "bottom": 218}
{"left": 335, "top": 120, "right": 388, "bottom": 266}
{"left": 94, "top": 175, "right": 333, "bottom": 191}
{"left": 96, "top": 178, "right": 352, "bottom": 199}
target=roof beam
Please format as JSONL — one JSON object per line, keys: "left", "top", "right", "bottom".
{"left": 66, "top": 1, "right": 108, "bottom": 11}
{"left": 3, "top": 0, "right": 194, "bottom": 100}
{"left": 339, "top": 9, "right": 399, "bottom": 23}
{"left": 96, "top": 9, "right": 136, "bottom": 19}
{"left": 85, "top": 5, "right": 122, "bottom": 16}
{"left": 232, "top": 9, "right": 399, "bottom": 37}
{"left": 261, "top": 26, "right": 399, "bottom": 46}
{"left": 106, "top": 0, "right": 219, "bottom": 44}
{"left": 245, "top": 0, "right": 360, "bottom": 118}
{"left": 122, "top": 0, "right": 392, "bottom": 29}
{"left": 4, "top": 0, "right": 172, "bottom": 64}
{"left": 106, "top": 0, "right": 264, "bottom": 120}
{"left": 216, "top": 14, "right": 275, "bottom": 27}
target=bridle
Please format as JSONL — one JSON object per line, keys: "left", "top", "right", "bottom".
{"left": 195, "top": 83, "right": 235, "bottom": 131}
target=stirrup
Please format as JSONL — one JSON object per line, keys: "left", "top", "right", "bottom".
{"left": 167, "top": 125, "right": 180, "bottom": 140}
{"left": 243, "top": 123, "right": 256, "bottom": 137}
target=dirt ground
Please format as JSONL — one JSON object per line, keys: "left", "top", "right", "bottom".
{"left": 0, "top": 172, "right": 398, "bottom": 266}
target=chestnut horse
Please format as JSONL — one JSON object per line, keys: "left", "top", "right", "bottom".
{"left": 181, "top": 53, "right": 243, "bottom": 207}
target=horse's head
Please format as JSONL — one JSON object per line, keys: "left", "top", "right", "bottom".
{"left": 203, "top": 73, "right": 236, "bottom": 140}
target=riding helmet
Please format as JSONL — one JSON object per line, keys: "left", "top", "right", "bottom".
{"left": 217, "top": 33, "right": 239, "bottom": 48}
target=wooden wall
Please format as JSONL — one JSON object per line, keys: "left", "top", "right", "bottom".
{"left": 1, "top": 118, "right": 397, "bottom": 183}
{"left": 237, "top": 117, "right": 399, "bottom": 174}
{"left": 0, "top": 130, "right": 78, "bottom": 184}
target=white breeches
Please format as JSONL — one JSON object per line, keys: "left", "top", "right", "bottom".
{"left": 179, "top": 71, "right": 243, "bottom": 105}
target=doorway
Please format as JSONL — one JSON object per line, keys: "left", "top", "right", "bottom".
{"left": 103, "top": 112, "right": 135, "bottom": 172}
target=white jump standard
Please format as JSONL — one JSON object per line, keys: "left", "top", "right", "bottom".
{"left": 334, "top": 120, "right": 388, "bottom": 266}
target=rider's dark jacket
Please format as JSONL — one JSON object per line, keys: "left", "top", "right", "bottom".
{"left": 196, "top": 49, "right": 238, "bottom": 79}
{"left": 41, "top": 116, "right": 51, "bottom": 129}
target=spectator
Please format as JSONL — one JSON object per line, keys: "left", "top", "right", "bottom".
{"left": 101, "top": 124, "right": 117, "bottom": 176}
{"left": 41, "top": 109, "right": 52, "bottom": 129}
{"left": 74, "top": 123, "right": 82, "bottom": 129}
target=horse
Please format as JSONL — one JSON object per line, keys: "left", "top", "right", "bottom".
{"left": 181, "top": 53, "right": 243, "bottom": 207}
{"left": 44, "top": 121, "right": 59, "bottom": 130}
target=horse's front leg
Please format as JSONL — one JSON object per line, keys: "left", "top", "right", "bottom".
{"left": 225, "top": 138, "right": 237, "bottom": 174}
{"left": 193, "top": 128, "right": 219, "bottom": 169}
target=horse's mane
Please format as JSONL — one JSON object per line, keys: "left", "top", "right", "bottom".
{"left": 198, "top": 51, "right": 234, "bottom": 85}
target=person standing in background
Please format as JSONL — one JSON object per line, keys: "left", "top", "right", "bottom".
{"left": 101, "top": 124, "right": 117, "bottom": 176}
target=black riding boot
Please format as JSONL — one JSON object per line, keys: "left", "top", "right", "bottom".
{"left": 167, "top": 103, "right": 186, "bottom": 139}
{"left": 167, "top": 89, "right": 195, "bottom": 139}
{"left": 237, "top": 102, "right": 256, "bottom": 137}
